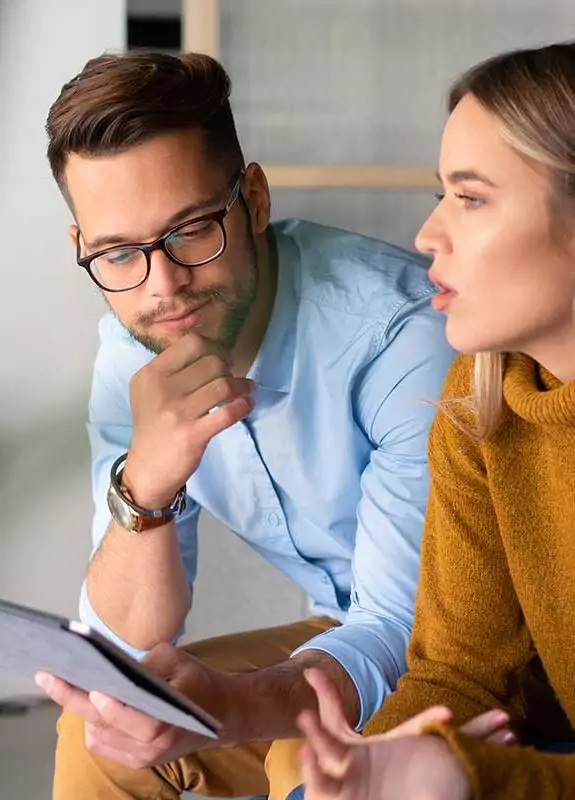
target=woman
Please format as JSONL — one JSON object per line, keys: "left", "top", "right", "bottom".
{"left": 297, "top": 41, "right": 575, "bottom": 799}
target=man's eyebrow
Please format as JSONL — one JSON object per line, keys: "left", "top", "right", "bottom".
{"left": 435, "top": 169, "right": 498, "bottom": 188}
{"left": 84, "top": 195, "right": 220, "bottom": 250}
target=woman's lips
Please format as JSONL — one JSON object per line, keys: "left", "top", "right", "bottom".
{"left": 429, "top": 272, "right": 458, "bottom": 312}
{"left": 431, "top": 288, "right": 458, "bottom": 312}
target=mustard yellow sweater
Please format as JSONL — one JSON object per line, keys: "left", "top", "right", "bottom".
{"left": 365, "top": 353, "right": 575, "bottom": 798}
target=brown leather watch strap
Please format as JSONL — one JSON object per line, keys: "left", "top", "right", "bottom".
{"left": 108, "top": 453, "right": 187, "bottom": 533}
{"left": 119, "top": 484, "right": 175, "bottom": 532}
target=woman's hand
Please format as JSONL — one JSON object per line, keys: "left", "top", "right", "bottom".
{"left": 297, "top": 668, "right": 514, "bottom": 800}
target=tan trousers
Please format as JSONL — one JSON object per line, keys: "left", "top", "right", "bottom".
{"left": 53, "top": 616, "right": 336, "bottom": 800}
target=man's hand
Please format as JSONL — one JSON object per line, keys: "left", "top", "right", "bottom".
{"left": 35, "top": 647, "right": 361, "bottom": 771}
{"left": 124, "top": 333, "right": 254, "bottom": 508}
{"left": 87, "top": 334, "right": 252, "bottom": 647}
{"left": 36, "top": 643, "right": 244, "bottom": 769}
{"left": 297, "top": 669, "right": 515, "bottom": 800}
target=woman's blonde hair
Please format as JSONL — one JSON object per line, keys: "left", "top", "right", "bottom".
{"left": 445, "top": 42, "right": 575, "bottom": 439}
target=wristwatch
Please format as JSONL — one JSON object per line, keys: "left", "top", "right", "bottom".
{"left": 106, "top": 453, "right": 187, "bottom": 534}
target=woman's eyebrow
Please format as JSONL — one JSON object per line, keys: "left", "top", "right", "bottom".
{"left": 436, "top": 169, "right": 498, "bottom": 188}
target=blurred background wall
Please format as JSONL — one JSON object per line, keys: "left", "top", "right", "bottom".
{"left": 0, "top": 0, "right": 125, "bottom": 698}
{"left": 2, "top": 0, "right": 575, "bottom": 706}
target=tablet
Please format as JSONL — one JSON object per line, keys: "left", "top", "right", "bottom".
{"left": 0, "top": 598, "right": 220, "bottom": 738}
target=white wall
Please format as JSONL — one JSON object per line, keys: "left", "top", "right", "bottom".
{"left": 0, "top": 0, "right": 126, "bottom": 697}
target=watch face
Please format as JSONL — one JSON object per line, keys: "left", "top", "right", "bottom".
{"left": 107, "top": 486, "right": 136, "bottom": 531}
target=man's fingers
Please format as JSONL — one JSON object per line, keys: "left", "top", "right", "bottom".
{"left": 84, "top": 724, "right": 156, "bottom": 770}
{"left": 183, "top": 376, "right": 255, "bottom": 419}
{"left": 142, "top": 642, "right": 182, "bottom": 679}
{"left": 153, "top": 331, "right": 231, "bottom": 376}
{"left": 34, "top": 673, "right": 167, "bottom": 746}
{"left": 298, "top": 710, "right": 352, "bottom": 780}
{"left": 382, "top": 705, "right": 453, "bottom": 740}
{"left": 171, "top": 353, "right": 229, "bottom": 395}
{"left": 35, "top": 673, "right": 101, "bottom": 725}
{"left": 88, "top": 692, "right": 167, "bottom": 743}
{"left": 300, "top": 741, "right": 342, "bottom": 799}
{"left": 460, "top": 709, "right": 510, "bottom": 740}
{"left": 193, "top": 395, "right": 254, "bottom": 441}
{"left": 304, "top": 668, "right": 359, "bottom": 742}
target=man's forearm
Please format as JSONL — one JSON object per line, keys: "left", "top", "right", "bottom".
{"left": 234, "top": 650, "right": 360, "bottom": 743}
{"left": 86, "top": 519, "right": 191, "bottom": 650}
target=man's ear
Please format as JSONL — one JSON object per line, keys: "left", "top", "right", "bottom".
{"left": 242, "top": 162, "right": 271, "bottom": 234}
{"left": 67, "top": 223, "right": 79, "bottom": 251}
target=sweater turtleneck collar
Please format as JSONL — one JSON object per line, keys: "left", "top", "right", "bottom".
{"left": 503, "top": 353, "right": 575, "bottom": 426}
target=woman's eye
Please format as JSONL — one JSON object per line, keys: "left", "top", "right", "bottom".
{"left": 434, "top": 191, "right": 484, "bottom": 208}
{"left": 455, "top": 192, "right": 484, "bottom": 208}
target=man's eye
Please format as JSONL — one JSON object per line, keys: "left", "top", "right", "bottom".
{"left": 177, "top": 230, "right": 202, "bottom": 241}
{"left": 104, "top": 250, "right": 138, "bottom": 265}
{"left": 172, "top": 223, "right": 212, "bottom": 244}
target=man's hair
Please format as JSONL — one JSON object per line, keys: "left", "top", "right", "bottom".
{"left": 46, "top": 50, "right": 244, "bottom": 190}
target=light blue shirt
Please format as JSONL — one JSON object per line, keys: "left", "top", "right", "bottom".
{"left": 81, "top": 219, "right": 454, "bottom": 728}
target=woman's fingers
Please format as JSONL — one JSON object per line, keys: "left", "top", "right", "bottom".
{"left": 382, "top": 705, "right": 453, "bottom": 740}
{"left": 460, "top": 709, "right": 511, "bottom": 740}
{"left": 486, "top": 728, "right": 517, "bottom": 745}
{"left": 298, "top": 709, "right": 353, "bottom": 779}
{"left": 300, "top": 741, "right": 342, "bottom": 799}
{"left": 304, "top": 668, "right": 360, "bottom": 742}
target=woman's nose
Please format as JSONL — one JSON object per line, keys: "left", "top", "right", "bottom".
{"left": 414, "top": 206, "right": 450, "bottom": 256}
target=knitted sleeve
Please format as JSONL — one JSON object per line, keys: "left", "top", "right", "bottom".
{"left": 363, "top": 355, "right": 575, "bottom": 795}
{"left": 365, "top": 355, "right": 531, "bottom": 733}
{"left": 427, "top": 724, "right": 575, "bottom": 799}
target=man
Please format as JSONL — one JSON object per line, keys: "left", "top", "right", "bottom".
{"left": 39, "top": 50, "right": 454, "bottom": 799}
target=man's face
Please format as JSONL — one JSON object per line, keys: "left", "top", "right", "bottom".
{"left": 66, "top": 130, "right": 261, "bottom": 353}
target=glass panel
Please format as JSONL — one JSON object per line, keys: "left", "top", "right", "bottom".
{"left": 221, "top": 0, "right": 575, "bottom": 166}
{"left": 221, "top": 0, "right": 575, "bottom": 246}
{"left": 272, "top": 189, "right": 436, "bottom": 250}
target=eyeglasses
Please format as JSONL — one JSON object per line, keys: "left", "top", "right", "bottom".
{"left": 76, "top": 170, "right": 244, "bottom": 292}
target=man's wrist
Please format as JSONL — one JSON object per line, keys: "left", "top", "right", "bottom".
{"left": 121, "top": 456, "right": 180, "bottom": 509}
{"left": 291, "top": 650, "right": 361, "bottom": 728}
{"left": 228, "top": 651, "right": 360, "bottom": 744}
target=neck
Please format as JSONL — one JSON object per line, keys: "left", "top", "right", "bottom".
{"left": 521, "top": 326, "right": 575, "bottom": 385}
{"left": 231, "top": 228, "right": 277, "bottom": 377}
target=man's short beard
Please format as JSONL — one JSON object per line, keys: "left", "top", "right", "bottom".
{"left": 128, "top": 277, "right": 257, "bottom": 355}
{"left": 106, "top": 219, "right": 259, "bottom": 356}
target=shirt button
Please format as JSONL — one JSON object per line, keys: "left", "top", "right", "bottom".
{"left": 265, "top": 512, "right": 281, "bottom": 527}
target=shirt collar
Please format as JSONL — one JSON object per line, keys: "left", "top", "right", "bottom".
{"left": 247, "top": 226, "right": 298, "bottom": 394}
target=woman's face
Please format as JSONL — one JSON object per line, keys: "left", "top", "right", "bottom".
{"left": 416, "top": 93, "right": 575, "bottom": 377}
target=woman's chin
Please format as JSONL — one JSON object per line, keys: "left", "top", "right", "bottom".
{"left": 445, "top": 321, "right": 501, "bottom": 356}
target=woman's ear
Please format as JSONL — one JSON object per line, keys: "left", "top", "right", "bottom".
{"left": 242, "top": 162, "right": 271, "bottom": 234}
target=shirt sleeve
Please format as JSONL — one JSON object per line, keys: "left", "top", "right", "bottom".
{"left": 79, "top": 315, "right": 199, "bottom": 657}
{"left": 293, "top": 302, "right": 455, "bottom": 728}
{"left": 364, "top": 356, "right": 533, "bottom": 738}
